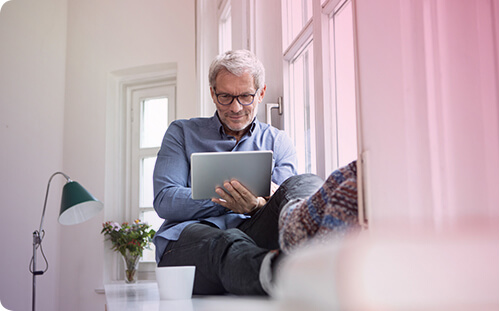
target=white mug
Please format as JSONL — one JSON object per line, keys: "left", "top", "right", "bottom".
{"left": 156, "top": 266, "right": 196, "bottom": 300}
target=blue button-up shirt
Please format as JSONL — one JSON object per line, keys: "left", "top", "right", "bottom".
{"left": 152, "top": 112, "right": 298, "bottom": 262}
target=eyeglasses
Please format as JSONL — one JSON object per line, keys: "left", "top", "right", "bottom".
{"left": 214, "top": 88, "right": 258, "bottom": 106}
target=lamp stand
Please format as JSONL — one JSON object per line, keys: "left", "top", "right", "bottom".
{"left": 30, "top": 172, "right": 70, "bottom": 311}
{"left": 31, "top": 231, "right": 44, "bottom": 311}
{"left": 29, "top": 172, "right": 103, "bottom": 311}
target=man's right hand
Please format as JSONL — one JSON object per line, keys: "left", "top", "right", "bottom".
{"left": 211, "top": 179, "right": 266, "bottom": 214}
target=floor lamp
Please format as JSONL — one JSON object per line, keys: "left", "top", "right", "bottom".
{"left": 29, "top": 172, "right": 103, "bottom": 311}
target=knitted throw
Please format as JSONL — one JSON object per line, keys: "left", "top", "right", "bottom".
{"left": 279, "top": 160, "right": 359, "bottom": 253}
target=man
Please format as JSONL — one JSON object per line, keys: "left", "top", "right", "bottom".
{"left": 153, "top": 50, "right": 323, "bottom": 295}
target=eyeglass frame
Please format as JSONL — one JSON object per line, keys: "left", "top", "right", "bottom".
{"left": 213, "top": 88, "right": 259, "bottom": 106}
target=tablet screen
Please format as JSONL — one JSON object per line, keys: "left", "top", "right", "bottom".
{"left": 190, "top": 151, "right": 273, "bottom": 200}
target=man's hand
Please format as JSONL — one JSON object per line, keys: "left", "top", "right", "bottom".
{"left": 211, "top": 179, "right": 267, "bottom": 214}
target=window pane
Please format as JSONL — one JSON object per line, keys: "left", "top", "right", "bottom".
{"left": 140, "top": 244, "right": 156, "bottom": 263}
{"left": 219, "top": 4, "right": 232, "bottom": 54}
{"left": 285, "top": 0, "right": 313, "bottom": 44}
{"left": 140, "top": 209, "right": 164, "bottom": 232}
{"left": 140, "top": 156, "right": 156, "bottom": 208}
{"left": 331, "top": 1, "right": 357, "bottom": 168}
{"left": 139, "top": 210, "right": 164, "bottom": 262}
{"left": 141, "top": 97, "right": 169, "bottom": 148}
{"left": 290, "top": 41, "right": 316, "bottom": 174}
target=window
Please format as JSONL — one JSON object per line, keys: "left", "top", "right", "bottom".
{"left": 218, "top": 0, "right": 232, "bottom": 53}
{"left": 105, "top": 64, "right": 177, "bottom": 282}
{"left": 131, "top": 88, "right": 175, "bottom": 263}
{"left": 282, "top": 0, "right": 313, "bottom": 47}
{"left": 282, "top": 0, "right": 358, "bottom": 177}
{"left": 328, "top": 0, "right": 357, "bottom": 170}
{"left": 288, "top": 41, "right": 317, "bottom": 174}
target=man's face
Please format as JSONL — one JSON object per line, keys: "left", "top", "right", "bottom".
{"left": 211, "top": 70, "right": 266, "bottom": 137}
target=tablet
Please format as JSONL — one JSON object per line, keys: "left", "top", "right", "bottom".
{"left": 190, "top": 150, "right": 273, "bottom": 200}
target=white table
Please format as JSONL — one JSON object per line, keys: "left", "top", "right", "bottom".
{"left": 104, "top": 282, "right": 279, "bottom": 311}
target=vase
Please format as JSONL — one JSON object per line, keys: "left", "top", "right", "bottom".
{"left": 121, "top": 250, "right": 140, "bottom": 283}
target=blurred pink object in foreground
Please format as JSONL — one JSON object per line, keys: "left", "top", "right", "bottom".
{"left": 275, "top": 222, "right": 498, "bottom": 311}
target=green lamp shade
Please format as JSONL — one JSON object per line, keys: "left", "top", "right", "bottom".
{"left": 58, "top": 181, "right": 104, "bottom": 225}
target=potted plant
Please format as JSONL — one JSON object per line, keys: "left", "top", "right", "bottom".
{"left": 101, "top": 219, "right": 155, "bottom": 283}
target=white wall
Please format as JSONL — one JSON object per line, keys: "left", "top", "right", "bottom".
{"left": 197, "top": 0, "right": 218, "bottom": 117}
{"left": 60, "top": 1, "right": 195, "bottom": 310}
{"left": 0, "top": 1, "right": 196, "bottom": 310}
{"left": 254, "top": 0, "right": 284, "bottom": 129}
{"left": 0, "top": 0, "right": 67, "bottom": 310}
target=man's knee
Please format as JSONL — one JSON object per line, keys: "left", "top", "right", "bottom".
{"left": 280, "top": 173, "right": 323, "bottom": 198}
{"left": 210, "top": 228, "right": 254, "bottom": 251}
{"left": 283, "top": 173, "right": 323, "bottom": 186}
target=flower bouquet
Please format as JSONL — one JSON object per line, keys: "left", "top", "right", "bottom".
{"left": 101, "top": 219, "right": 155, "bottom": 283}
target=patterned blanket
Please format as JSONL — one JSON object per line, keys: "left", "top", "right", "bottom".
{"left": 279, "top": 160, "right": 360, "bottom": 253}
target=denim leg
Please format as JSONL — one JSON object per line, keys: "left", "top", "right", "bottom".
{"left": 238, "top": 174, "right": 324, "bottom": 250}
{"left": 158, "top": 222, "right": 268, "bottom": 295}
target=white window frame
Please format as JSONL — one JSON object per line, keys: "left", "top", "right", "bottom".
{"left": 324, "top": 0, "right": 359, "bottom": 171}
{"left": 218, "top": 0, "right": 232, "bottom": 53}
{"left": 284, "top": 38, "right": 318, "bottom": 174}
{"left": 129, "top": 84, "right": 176, "bottom": 264}
{"left": 282, "top": 0, "right": 359, "bottom": 179}
{"left": 105, "top": 63, "right": 177, "bottom": 282}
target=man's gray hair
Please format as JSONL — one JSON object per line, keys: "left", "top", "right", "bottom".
{"left": 208, "top": 50, "right": 265, "bottom": 91}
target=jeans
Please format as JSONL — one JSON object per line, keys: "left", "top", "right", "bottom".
{"left": 158, "top": 174, "right": 323, "bottom": 295}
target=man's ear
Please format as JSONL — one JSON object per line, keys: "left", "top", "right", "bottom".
{"left": 258, "top": 85, "right": 267, "bottom": 102}
{"left": 210, "top": 87, "right": 217, "bottom": 103}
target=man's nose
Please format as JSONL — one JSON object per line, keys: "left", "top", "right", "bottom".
{"left": 228, "top": 98, "right": 243, "bottom": 112}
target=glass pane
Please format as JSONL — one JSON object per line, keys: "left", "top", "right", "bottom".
{"left": 139, "top": 210, "right": 164, "bottom": 262}
{"left": 141, "top": 244, "right": 156, "bottom": 262}
{"left": 290, "top": 41, "right": 316, "bottom": 174}
{"left": 141, "top": 209, "right": 164, "bottom": 232}
{"left": 286, "top": 0, "right": 313, "bottom": 43}
{"left": 332, "top": 1, "right": 357, "bottom": 168}
{"left": 219, "top": 5, "right": 232, "bottom": 53}
{"left": 141, "top": 97, "right": 169, "bottom": 148}
{"left": 140, "top": 156, "right": 156, "bottom": 208}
